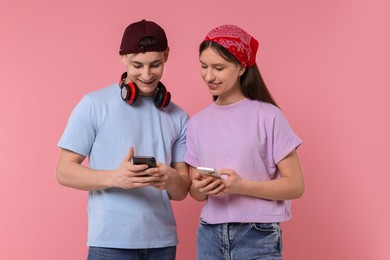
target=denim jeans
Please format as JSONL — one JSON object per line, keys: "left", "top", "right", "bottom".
{"left": 87, "top": 246, "right": 176, "bottom": 260}
{"left": 197, "top": 219, "right": 283, "bottom": 260}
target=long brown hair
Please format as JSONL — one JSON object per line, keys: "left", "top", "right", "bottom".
{"left": 200, "top": 41, "right": 278, "bottom": 107}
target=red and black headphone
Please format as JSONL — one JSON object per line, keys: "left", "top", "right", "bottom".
{"left": 119, "top": 72, "right": 171, "bottom": 109}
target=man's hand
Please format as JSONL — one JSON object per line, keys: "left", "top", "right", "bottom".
{"left": 112, "top": 147, "right": 163, "bottom": 189}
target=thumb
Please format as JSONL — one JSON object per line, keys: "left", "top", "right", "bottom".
{"left": 218, "top": 168, "right": 232, "bottom": 177}
{"left": 191, "top": 168, "right": 201, "bottom": 180}
{"left": 123, "top": 146, "right": 134, "bottom": 163}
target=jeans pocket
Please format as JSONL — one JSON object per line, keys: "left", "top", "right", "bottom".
{"left": 250, "top": 223, "right": 283, "bottom": 254}
{"left": 251, "top": 222, "right": 279, "bottom": 232}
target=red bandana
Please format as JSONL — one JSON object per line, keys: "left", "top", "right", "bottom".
{"left": 204, "top": 25, "right": 259, "bottom": 68}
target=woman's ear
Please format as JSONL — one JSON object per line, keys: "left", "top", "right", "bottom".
{"left": 239, "top": 66, "right": 246, "bottom": 77}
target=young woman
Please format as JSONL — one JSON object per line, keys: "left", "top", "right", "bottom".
{"left": 184, "top": 25, "right": 304, "bottom": 260}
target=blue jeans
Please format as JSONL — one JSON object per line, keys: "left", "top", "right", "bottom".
{"left": 87, "top": 246, "right": 176, "bottom": 260}
{"left": 197, "top": 219, "right": 283, "bottom": 260}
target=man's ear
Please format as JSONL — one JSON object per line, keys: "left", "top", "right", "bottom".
{"left": 163, "top": 48, "right": 170, "bottom": 62}
{"left": 120, "top": 55, "right": 127, "bottom": 65}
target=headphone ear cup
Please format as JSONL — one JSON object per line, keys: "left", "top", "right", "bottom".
{"left": 154, "top": 82, "right": 171, "bottom": 108}
{"left": 121, "top": 82, "right": 140, "bottom": 105}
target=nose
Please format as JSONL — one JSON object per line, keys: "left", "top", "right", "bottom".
{"left": 203, "top": 68, "right": 215, "bottom": 82}
{"left": 141, "top": 67, "right": 152, "bottom": 81}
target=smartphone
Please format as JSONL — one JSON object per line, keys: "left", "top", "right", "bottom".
{"left": 196, "top": 167, "right": 221, "bottom": 179}
{"left": 132, "top": 156, "right": 157, "bottom": 168}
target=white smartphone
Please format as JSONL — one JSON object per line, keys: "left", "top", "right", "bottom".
{"left": 196, "top": 167, "right": 221, "bottom": 179}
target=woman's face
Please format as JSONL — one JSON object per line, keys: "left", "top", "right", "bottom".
{"left": 199, "top": 47, "right": 245, "bottom": 105}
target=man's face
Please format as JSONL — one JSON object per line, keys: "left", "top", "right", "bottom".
{"left": 121, "top": 50, "right": 169, "bottom": 96}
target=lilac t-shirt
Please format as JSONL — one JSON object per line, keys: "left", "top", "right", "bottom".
{"left": 184, "top": 99, "right": 302, "bottom": 223}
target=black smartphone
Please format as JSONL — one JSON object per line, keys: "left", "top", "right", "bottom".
{"left": 132, "top": 156, "right": 157, "bottom": 168}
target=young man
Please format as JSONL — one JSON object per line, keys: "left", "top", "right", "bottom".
{"left": 56, "top": 19, "right": 190, "bottom": 260}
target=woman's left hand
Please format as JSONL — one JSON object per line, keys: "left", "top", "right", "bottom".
{"left": 218, "top": 169, "right": 244, "bottom": 195}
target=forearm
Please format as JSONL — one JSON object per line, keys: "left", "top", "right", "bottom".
{"left": 166, "top": 163, "right": 191, "bottom": 201}
{"left": 238, "top": 177, "right": 304, "bottom": 200}
{"left": 56, "top": 152, "right": 114, "bottom": 191}
{"left": 166, "top": 173, "right": 191, "bottom": 201}
{"left": 237, "top": 150, "right": 304, "bottom": 200}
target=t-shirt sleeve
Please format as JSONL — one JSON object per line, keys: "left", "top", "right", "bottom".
{"left": 272, "top": 109, "right": 302, "bottom": 164}
{"left": 171, "top": 112, "right": 190, "bottom": 163}
{"left": 184, "top": 119, "right": 200, "bottom": 167}
{"left": 57, "top": 95, "right": 96, "bottom": 156}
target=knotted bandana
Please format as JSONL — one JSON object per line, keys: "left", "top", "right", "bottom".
{"left": 204, "top": 25, "right": 259, "bottom": 68}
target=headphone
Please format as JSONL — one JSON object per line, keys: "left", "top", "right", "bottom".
{"left": 119, "top": 72, "right": 171, "bottom": 108}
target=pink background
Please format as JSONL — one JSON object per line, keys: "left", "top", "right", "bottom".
{"left": 1, "top": 0, "right": 389, "bottom": 259}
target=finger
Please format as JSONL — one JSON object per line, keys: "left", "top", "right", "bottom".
{"left": 193, "top": 176, "right": 215, "bottom": 188}
{"left": 145, "top": 167, "right": 159, "bottom": 175}
{"left": 123, "top": 146, "right": 134, "bottom": 163}
{"left": 200, "top": 180, "right": 222, "bottom": 193}
{"left": 209, "top": 183, "right": 226, "bottom": 195}
{"left": 218, "top": 169, "right": 231, "bottom": 176}
{"left": 191, "top": 170, "right": 201, "bottom": 180}
{"left": 130, "top": 182, "right": 150, "bottom": 189}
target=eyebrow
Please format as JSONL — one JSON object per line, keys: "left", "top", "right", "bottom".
{"left": 200, "top": 60, "right": 226, "bottom": 67}
{"left": 131, "top": 59, "right": 163, "bottom": 66}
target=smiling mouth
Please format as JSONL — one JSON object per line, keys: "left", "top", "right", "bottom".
{"left": 139, "top": 79, "right": 156, "bottom": 85}
{"left": 208, "top": 83, "right": 220, "bottom": 89}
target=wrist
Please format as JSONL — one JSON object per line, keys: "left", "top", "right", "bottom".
{"left": 105, "top": 170, "right": 118, "bottom": 189}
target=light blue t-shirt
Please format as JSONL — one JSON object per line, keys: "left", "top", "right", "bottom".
{"left": 184, "top": 98, "right": 302, "bottom": 224}
{"left": 58, "top": 83, "right": 189, "bottom": 249}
